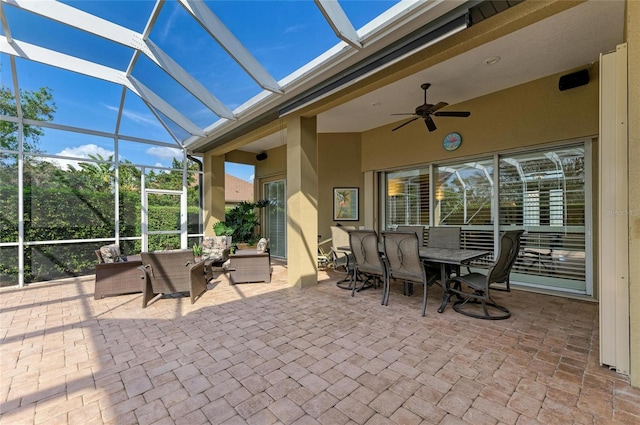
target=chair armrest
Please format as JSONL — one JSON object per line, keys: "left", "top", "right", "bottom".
{"left": 96, "top": 260, "right": 141, "bottom": 270}
{"left": 188, "top": 260, "right": 206, "bottom": 274}
{"left": 188, "top": 260, "right": 207, "bottom": 304}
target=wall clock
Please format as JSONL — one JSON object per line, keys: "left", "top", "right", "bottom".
{"left": 443, "top": 132, "right": 462, "bottom": 151}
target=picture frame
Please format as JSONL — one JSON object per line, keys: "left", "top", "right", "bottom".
{"left": 333, "top": 187, "right": 359, "bottom": 221}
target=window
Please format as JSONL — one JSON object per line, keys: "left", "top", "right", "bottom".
{"left": 385, "top": 168, "right": 429, "bottom": 228}
{"left": 263, "top": 180, "right": 286, "bottom": 258}
{"left": 380, "top": 143, "right": 589, "bottom": 295}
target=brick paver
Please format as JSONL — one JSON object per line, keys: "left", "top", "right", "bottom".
{"left": 1, "top": 264, "right": 639, "bottom": 424}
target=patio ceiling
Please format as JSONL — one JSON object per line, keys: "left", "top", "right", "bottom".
{"left": 0, "top": 0, "right": 625, "bottom": 155}
{"left": 234, "top": 0, "right": 625, "bottom": 154}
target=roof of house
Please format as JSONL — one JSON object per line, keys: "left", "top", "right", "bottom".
{"left": 225, "top": 174, "right": 253, "bottom": 203}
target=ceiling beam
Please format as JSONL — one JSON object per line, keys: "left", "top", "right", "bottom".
{"left": 7, "top": 0, "right": 235, "bottom": 120}
{"left": 0, "top": 36, "right": 125, "bottom": 83}
{"left": 0, "top": 36, "right": 204, "bottom": 137}
{"left": 128, "top": 76, "right": 205, "bottom": 137}
{"left": 179, "top": 0, "right": 282, "bottom": 94}
{"left": 314, "top": 0, "right": 362, "bottom": 49}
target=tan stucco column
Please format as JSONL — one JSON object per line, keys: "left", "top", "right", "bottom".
{"left": 203, "top": 153, "right": 226, "bottom": 236}
{"left": 627, "top": 0, "right": 640, "bottom": 388}
{"left": 286, "top": 115, "right": 318, "bottom": 288}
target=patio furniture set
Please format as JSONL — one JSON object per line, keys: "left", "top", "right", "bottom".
{"left": 339, "top": 226, "right": 525, "bottom": 320}
{"left": 93, "top": 236, "right": 271, "bottom": 307}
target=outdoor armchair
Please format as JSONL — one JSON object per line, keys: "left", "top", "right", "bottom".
{"left": 227, "top": 239, "right": 271, "bottom": 284}
{"left": 202, "top": 236, "right": 232, "bottom": 264}
{"left": 139, "top": 250, "right": 207, "bottom": 308}
{"left": 94, "top": 244, "right": 143, "bottom": 300}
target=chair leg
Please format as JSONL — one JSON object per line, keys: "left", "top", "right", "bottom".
{"left": 350, "top": 269, "right": 358, "bottom": 297}
{"left": 452, "top": 292, "right": 511, "bottom": 320}
{"left": 421, "top": 283, "right": 428, "bottom": 317}
{"left": 382, "top": 276, "right": 390, "bottom": 306}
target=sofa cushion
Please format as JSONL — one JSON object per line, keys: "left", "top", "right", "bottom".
{"left": 202, "top": 236, "right": 229, "bottom": 261}
{"left": 99, "top": 244, "right": 123, "bottom": 263}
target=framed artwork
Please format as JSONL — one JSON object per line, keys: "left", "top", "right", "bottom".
{"left": 333, "top": 187, "right": 359, "bottom": 221}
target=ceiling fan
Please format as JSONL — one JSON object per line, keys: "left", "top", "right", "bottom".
{"left": 391, "top": 83, "right": 470, "bottom": 132}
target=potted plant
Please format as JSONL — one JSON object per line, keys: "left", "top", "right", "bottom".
{"left": 192, "top": 243, "right": 204, "bottom": 262}
{"left": 213, "top": 200, "right": 270, "bottom": 250}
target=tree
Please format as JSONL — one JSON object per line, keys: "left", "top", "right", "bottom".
{"left": 0, "top": 85, "right": 56, "bottom": 152}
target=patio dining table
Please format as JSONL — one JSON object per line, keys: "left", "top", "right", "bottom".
{"left": 417, "top": 247, "right": 490, "bottom": 313}
{"left": 337, "top": 244, "right": 490, "bottom": 313}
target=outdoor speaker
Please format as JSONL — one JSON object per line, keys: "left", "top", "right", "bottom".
{"left": 256, "top": 152, "right": 268, "bottom": 161}
{"left": 558, "top": 69, "right": 589, "bottom": 91}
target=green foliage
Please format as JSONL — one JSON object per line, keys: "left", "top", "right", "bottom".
{"left": 0, "top": 158, "right": 202, "bottom": 284}
{"left": 214, "top": 200, "right": 270, "bottom": 245}
{"left": 0, "top": 84, "right": 206, "bottom": 285}
{"left": 1, "top": 85, "right": 56, "bottom": 152}
{"left": 212, "top": 221, "right": 234, "bottom": 237}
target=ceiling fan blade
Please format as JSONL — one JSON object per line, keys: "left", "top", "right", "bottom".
{"left": 424, "top": 116, "right": 437, "bottom": 132}
{"left": 390, "top": 113, "right": 417, "bottom": 116}
{"left": 426, "top": 102, "right": 448, "bottom": 114}
{"left": 433, "top": 111, "right": 471, "bottom": 117}
{"left": 392, "top": 117, "right": 420, "bottom": 131}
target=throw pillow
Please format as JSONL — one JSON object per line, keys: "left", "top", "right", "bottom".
{"left": 99, "top": 244, "right": 123, "bottom": 263}
{"left": 256, "top": 238, "right": 269, "bottom": 254}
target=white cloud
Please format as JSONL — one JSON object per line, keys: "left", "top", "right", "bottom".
{"left": 249, "top": 174, "right": 255, "bottom": 182}
{"left": 43, "top": 144, "right": 114, "bottom": 170}
{"left": 146, "top": 146, "right": 182, "bottom": 160}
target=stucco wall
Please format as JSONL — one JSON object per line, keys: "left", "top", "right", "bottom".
{"left": 317, "top": 133, "right": 364, "bottom": 244}
{"left": 253, "top": 133, "right": 363, "bottom": 250}
{"left": 253, "top": 145, "right": 287, "bottom": 181}
{"left": 361, "top": 68, "right": 599, "bottom": 172}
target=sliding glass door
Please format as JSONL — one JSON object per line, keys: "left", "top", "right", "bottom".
{"left": 380, "top": 142, "right": 590, "bottom": 295}
{"left": 263, "top": 180, "right": 286, "bottom": 258}
{"left": 499, "top": 145, "right": 587, "bottom": 293}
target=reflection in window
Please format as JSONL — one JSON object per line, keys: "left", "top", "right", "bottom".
{"left": 500, "top": 146, "right": 584, "bottom": 228}
{"left": 385, "top": 168, "right": 429, "bottom": 228}
{"left": 436, "top": 159, "right": 493, "bottom": 226}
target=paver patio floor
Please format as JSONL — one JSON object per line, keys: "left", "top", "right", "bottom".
{"left": 1, "top": 264, "right": 639, "bottom": 424}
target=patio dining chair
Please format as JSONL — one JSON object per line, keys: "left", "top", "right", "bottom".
{"left": 427, "top": 226, "right": 461, "bottom": 250}
{"left": 382, "top": 231, "right": 438, "bottom": 317}
{"left": 446, "top": 229, "right": 524, "bottom": 320}
{"left": 348, "top": 229, "right": 386, "bottom": 297}
{"left": 426, "top": 226, "right": 461, "bottom": 285}
{"left": 396, "top": 225, "right": 425, "bottom": 247}
{"left": 330, "top": 225, "right": 355, "bottom": 274}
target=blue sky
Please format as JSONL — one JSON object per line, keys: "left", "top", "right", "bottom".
{"left": 1, "top": 0, "right": 397, "bottom": 183}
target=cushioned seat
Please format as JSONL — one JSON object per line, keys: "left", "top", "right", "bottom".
{"left": 94, "top": 244, "right": 143, "bottom": 300}
{"left": 202, "top": 236, "right": 232, "bottom": 263}
{"left": 228, "top": 238, "right": 271, "bottom": 284}
{"left": 139, "top": 250, "right": 207, "bottom": 308}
